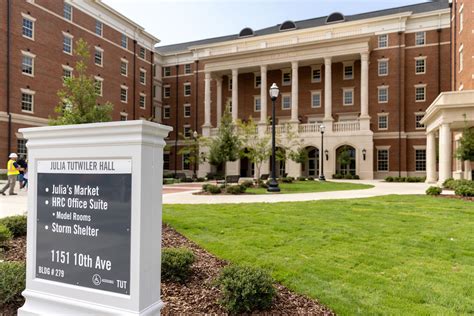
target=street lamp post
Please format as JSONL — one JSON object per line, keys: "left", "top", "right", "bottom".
{"left": 267, "top": 83, "right": 281, "bottom": 192}
{"left": 319, "top": 124, "right": 326, "bottom": 181}
{"left": 192, "top": 130, "right": 198, "bottom": 179}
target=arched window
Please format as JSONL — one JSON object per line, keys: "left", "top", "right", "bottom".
{"left": 279, "top": 20, "right": 296, "bottom": 31}
{"left": 238, "top": 27, "right": 254, "bottom": 38}
{"left": 326, "top": 12, "right": 345, "bottom": 24}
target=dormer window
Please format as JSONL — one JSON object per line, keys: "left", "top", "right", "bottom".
{"left": 326, "top": 12, "right": 345, "bottom": 24}
{"left": 238, "top": 27, "right": 254, "bottom": 38}
{"left": 279, "top": 20, "right": 296, "bottom": 31}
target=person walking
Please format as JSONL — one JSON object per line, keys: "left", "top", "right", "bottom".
{"left": 1, "top": 153, "right": 21, "bottom": 196}
{"left": 17, "top": 155, "right": 27, "bottom": 189}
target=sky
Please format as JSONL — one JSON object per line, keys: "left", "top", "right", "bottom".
{"left": 102, "top": 0, "right": 431, "bottom": 47}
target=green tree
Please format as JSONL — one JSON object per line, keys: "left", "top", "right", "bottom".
{"left": 178, "top": 131, "right": 204, "bottom": 178}
{"left": 337, "top": 146, "right": 352, "bottom": 175}
{"left": 207, "top": 104, "right": 241, "bottom": 184}
{"left": 276, "top": 124, "right": 308, "bottom": 167}
{"left": 238, "top": 117, "right": 271, "bottom": 180}
{"left": 456, "top": 118, "right": 474, "bottom": 162}
{"left": 49, "top": 38, "right": 113, "bottom": 125}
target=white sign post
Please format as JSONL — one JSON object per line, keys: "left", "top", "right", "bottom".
{"left": 18, "top": 120, "right": 172, "bottom": 315}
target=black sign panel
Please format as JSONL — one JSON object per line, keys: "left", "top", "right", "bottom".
{"left": 35, "top": 159, "right": 131, "bottom": 295}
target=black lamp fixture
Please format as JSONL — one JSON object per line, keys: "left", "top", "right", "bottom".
{"left": 325, "top": 149, "right": 329, "bottom": 161}
{"left": 319, "top": 124, "right": 326, "bottom": 181}
{"left": 267, "top": 83, "right": 281, "bottom": 192}
{"left": 362, "top": 148, "right": 367, "bottom": 161}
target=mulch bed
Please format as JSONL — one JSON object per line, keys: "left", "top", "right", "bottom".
{"left": 1, "top": 226, "right": 334, "bottom": 315}
{"left": 436, "top": 194, "right": 474, "bottom": 202}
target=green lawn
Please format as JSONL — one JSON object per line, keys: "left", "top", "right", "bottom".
{"left": 163, "top": 195, "right": 474, "bottom": 315}
{"left": 246, "top": 180, "right": 373, "bottom": 194}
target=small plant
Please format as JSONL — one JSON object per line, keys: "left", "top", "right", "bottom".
{"left": 332, "top": 174, "right": 343, "bottom": 179}
{"left": 161, "top": 248, "right": 195, "bottom": 283}
{"left": 0, "top": 215, "right": 27, "bottom": 238}
{"left": 296, "top": 176, "right": 306, "bottom": 181}
{"left": 385, "top": 176, "right": 394, "bottom": 182}
{"left": 0, "top": 224, "right": 12, "bottom": 245}
{"left": 207, "top": 185, "right": 222, "bottom": 194}
{"left": 455, "top": 185, "right": 474, "bottom": 197}
{"left": 240, "top": 180, "right": 254, "bottom": 189}
{"left": 0, "top": 262, "right": 26, "bottom": 305}
{"left": 344, "top": 174, "right": 354, "bottom": 179}
{"left": 281, "top": 177, "right": 294, "bottom": 183}
{"left": 426, "top": 186, "right": 442, "bottom": 196}
{"left": 202, "top": 183, "right": 211, "bottom": 192}
{"left": 196, "top": 177, "right": 206, "bottom": 182}
{"left": 353, "top": 175, "right": 360, "bottom": 180}
{"left": 216, "top": 265, "right": 276, "bottom": 314}
{"left": 307, "top": 177, "right": 315, "bottom": 181}
{"left": 257, "top": 180, "right": 268, "bottom": 189}
{"left": 226, "top": 185, "right": 246, "bottom": 195}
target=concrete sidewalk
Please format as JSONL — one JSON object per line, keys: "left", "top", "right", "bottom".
{"left": 0, "top": 181, "right": 28, "bottom": 218}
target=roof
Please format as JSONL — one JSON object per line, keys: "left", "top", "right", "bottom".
{"left": 156, "top": 0, "right": 449, "bottom": 55}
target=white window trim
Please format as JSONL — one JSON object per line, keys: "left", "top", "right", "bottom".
{"left": 254, "top": 95, "right": 261, "bottom": 112}
{"left": 121, "top": 34, "right": 128, "bottom": 49}
{"left": 183, "top": 83, "right": 191, "bottom": 96}
{"left": 95, "top": 20, "right": 103, "bottom": 37}
{"left": 184, "top": 103, "right": 191, "bottom": 117}
{"left": 94, "top": 76, "right": 103, "bottom": 96}
{"left": 62, "top": 64, "right": 73, "bottom": 78}
{"left": 138, "top": 46, "right": 146, "bottom": 60}
{"left": 459, "top": 5, "right": 464, "bottom": 33}
{"left": 20, "top": 88, "right": 35, "bottom": 113}
{"left": 228, "top": 77, "right": 233, "bottom": 91}
{"left": 254, "top": 73, "right": 261, "bottom": 89}
{"left": 120, "top": 112, "right": 128, "bottom": 121}
{"left": 163, "top": 67, "right": 171, "bottom": 77}
{"left": 281, "top": 93, "right": 291, "bottom": 110}
{"left": 139, "top": 93, "right": 146, "bottom": 109}
{"left": 163, "top": 85, "right": 171, "bottom": 98}
{"left": 415, "top": 31, "right": 426, "bottom": 46}
{"left": 311, "top": 65, "right": 322, "bottom": 83}
{"left": 342, "top": 87, "right": 354, "bottom": 106}
{"left": 376, "top": 147, "right": 390, "bottom": 172}
{"left": 415, "top": 112, "right": 426, "bottom": 130}
{"left": 378, "top": 58, "right": 389, "bottom": 77}
{"left": 163, "top": 105, "right": 171, "bottom": 119}
{"left": 414, "top": 146, "right": 427, "bottom": 172}
{"left": 21, "top": 50, "right": 35, "bottom": 77}
{"left": 343, "top": 61, "right": 354, "bottom": 80}
{"left": 183, "top": 125, "right": 191, "bottom": 139}
{"left": 62, "top": 32, "right": 74, "bottom": 55}
{"left": 377, "top": 85, "right": 389, "bottom": 104}
{"left": 414, "top": 84, "right": 427, "bottom": 102}
{"left": 184, "top": 64, "right": 192, "bottom": 75}
{"left": 64, "top": 3, "right": 73, "bottom": 21}
{"left": 140, "top": 68, "right": 147, "bottom": 85}
{"left": 311, "top": 90, "right": 322, "bottom": 108}
{"left": 21, "top": 13, "right": 36, "bottom": 41}
{"left": 459, "top": 44, "right": 464, "bottom": 73}
{"left": 377, "top": 113, "right": 389, "bottom": 130}
{"left": 120, "top": 58, "right": 128, "bottom": 77}
{"left": 94, "top": 46, "right": 104, "bottom": 67}
{"left": 378, "top": 34, "right": 388, "bottom": 48}
{"left": 281, "top": 68, "right": 291, "bottom": 86}
{"left": 120, "top": 85, "right": 128, "bottom": 103}
{"left": 414, "top": 56, "right": 427, "bottom": 75}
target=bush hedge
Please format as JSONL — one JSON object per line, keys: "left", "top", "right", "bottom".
{"left": 385, "top": 176, "right": 425, "bottom": 183}
{"left": 240, "top": 180, "right": 254, "bottom": 189}
{"left": 205, "top": 184, "right": 222, "bottom": 194}
{"left": 443, "top": 178, "right": 474, "bottom": 190}
{"left": 216, "top": 265, "right": 275, "bottom": 314}
{"left": 226, "top": 185, "right": 246, "bottom": 195}
{"left": 0, "top": 215, "right": 27, "bottom": 238}
{"left": 333, "top": 174, "right": 360, "bottom": 180}
{"left": 426, "top": 186, "right": 442, "bottom": 196}
{"left": 0, "top": 224, "right": 12, "bottom": 245}
{"left": 455, "top": 185, "right": 474, "bottom": 197}
{"left": 281, "top": 177, "right": 294, "bottom": 183}
{"left": 0, "top": 262, "right": 26, "bottom": 305}
{"left": 161, "top": 248, "right": 195, "bottom": 283}
{"left": 296, "top": 177, "right": 306, "bottom": 181}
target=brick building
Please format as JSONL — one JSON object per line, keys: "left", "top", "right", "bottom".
{"left": 0, "top": 0, "right": 159, "bottom": 170}
{"left": 156, "top": 1, "right": 458, "bottom": 179}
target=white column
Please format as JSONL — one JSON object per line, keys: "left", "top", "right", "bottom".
{"left": 323, "top": 57, "right": 333, "bottom": 132}
{"left": 360, "top": 52, "right": 369, "bottom": 118}
{"left": 232, "top": 68, "right": 238, "bottom": 121}
{"left": 291, "top": 61, "right": 299, "bottom": 122}
{"left": 216, "top": 77, "right": 223, "bottom": 126}
{"left": 438, "top": 123, "right": 452, "bottom": 184}
{"left": 426, "top": 131, "right": 437, "bottom": 183}
{"left": 260, "top": 65, "right": 268, "bottom": 124}
{"left": 204, "top": 71, "right": 211, "bottom": 127}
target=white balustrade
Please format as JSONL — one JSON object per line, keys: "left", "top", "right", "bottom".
{"left": 298, "top": 123, "right": 321, "bottom": 134}
{"left": 333, "top": 121, "right": 360, "bottom": 133}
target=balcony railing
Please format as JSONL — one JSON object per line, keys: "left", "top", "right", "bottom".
{"left": 333, "top": 121, "right": 360, "bottom": 133}
{"left": 299, "top": 123, "right": 321, "bottom": 134}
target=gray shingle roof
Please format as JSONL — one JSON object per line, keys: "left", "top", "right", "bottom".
{"left": 156, "top": 1, "right": 449, "bottom": 55}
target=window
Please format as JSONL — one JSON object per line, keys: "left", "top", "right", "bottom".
{"left": 228, "top": 78, "right": 233, "bottom": 91}
{"left": 282, "top": 70, "right": 291, "bottom": 86}
{"left": 415, "top": 113, "right": 425, "bottom": 129}
{"left": 459, "top": 7, "right": 464, "bottom": 32}
{"left": 311, "top": 66, "right": 321, "bottom": 83}
{"left": 378, "top": 114, "right": 388, "bottom": 130}
{"left": 120, "top": 86, "right": 128, "bottom": 103}
{"left": 22, "top": 15, "right": 34, "bottom": 39}
{"left": 182, "top": 152, "right": 190, "bottom": 170}
{"left": 120, "top": 113, "right": 128, "bottom": 121}
{"left": 163, "top": 67, "right": 171, "bottom": 77}
{"left": 163, "top": 105, "right": 170, "bottom": 119}
{"left": 415, "top": 32, "right": 425, "bottom": 46}
{"left": 139, "top": 93, "right": 146, "bottom": 109}
{"left": 255, "top": 74, "right": 261, "bottom": 88}
{"left": 64, "top": 3, "right": 72, "bottom": 20}
{"left": 378, "top": 86, "right": 388, "bottom": 103}
{"left": 21, "top": 53, "right": 34, "bottom": 76}
{"left": 163, "top": 153, "right": 170, "bottom": 170}
{"left": 163, "top": 85, "right": 171, "bottom": 98}
{"left": 377, "top": 149, "right": 389, "bottom": 171}
{"left": 378, "top": 59, "right": 388, "bottom": 76}
{"left": 63, "top": 34, "right": 73, "bottom": 54}
{"left": 21, "top": 89, "right": 34, "bottom": 112}
{"left": 343, "top": 88, "right": 354, "bottom": 106}
{"left": 378, "top": 34, "right": 388, "bottom": 48}
{"left": 459, "top": 46, "right": 464, "bottom": 72}
{"left": 415, "top": 149, "right": 426, "bottom": 171}
{"left": 121, "top": 34, "right": 128, "bottom": 49}
{"left": 94, "top": 77, "right": 103, "bottom": 96}
{"left": 94, "top": 47, "right": 103, "bottom": 66}
{"left": 153, "top": 85, "right": 157, "bottom": 99}
{"left": 282, "top": 94, "right": 291, "bottom": 110}
{"left": 184, "top": 104, "right": 191, "bottom": 117}
{"left": 140, "top": 69, "right": 146, "bottom": 85}
{"left": 184, "top": 83, "right": 191, "bottom": 96}
{"left": 95, "top": 20, "right": 103, "bottom": 36}
{"left": 415, "top": 57, "right": 426, "bottom": 74}
{"left": 343, "top": 63, "right": 354, "bottom": 80}
{"left": 311, "top": 91, "right": 321, "bottom": 108}
{"left": 254, "top": 96, "right": 261, "bottom": 112}
{"left": 17, "top": 139, "right": 27, "bottom": 159}
{"left": 139, "top": 46, "right": 145, "bottom": 59}
{"left": 120, "top": 59, "right": 128, "bottom": 76}
{"left": 62, "top": 65, "right": 73, "bottom": 79}
{"left": 183, "top": 125, "right": 192, "bottom": 139}
{"left": 184, "top": 64, "right": 192, "bottom": 74}
{"left": 415, "top": 85, "right": 426, "bottom": 102}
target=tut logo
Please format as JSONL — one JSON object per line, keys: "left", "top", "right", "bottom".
{"left": 92, "top": 274, "right": 102, "bottom": 286}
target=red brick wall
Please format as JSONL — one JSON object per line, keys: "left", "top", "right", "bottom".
{"left": 452, "top": 0, "right": 473, "bottom": 90}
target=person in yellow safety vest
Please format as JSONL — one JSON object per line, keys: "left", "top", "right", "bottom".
{"left": 1, "top": 153, "right": 21, "bottom": 196}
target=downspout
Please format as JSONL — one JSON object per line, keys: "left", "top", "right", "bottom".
{"left": 398, "top": 31, "right": 402, "bottom": 178}
{"left": 174, "top": 62, "right": 179, "bottom": 176}
{"left": 452, "top": 0, "right": 457, "bottom": 90}
{"left": 194, "top": 59, "right": 199, "bottom": 132}
{"left": 132, "top": 40, "right": 137, "bottom": 120}
{"left": 437, "top": 28, "right": 441, "bottom": 94}
{"left": 7, "top": 0, "right": 12, "bottom": 156}
{"left": 150, "top": 51, "right": 154, "bottom": 119}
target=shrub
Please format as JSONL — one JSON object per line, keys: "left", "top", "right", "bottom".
{"left": 426, "top": 186, "right": 442, "bottom": 196}
{"left": 353, "top": 175, "right": 360, "bottom": 180}
{"left": 297, "top": 177, "right": 306, "bottom": 181}
{"left": 332, "top": 174, "right": 343, "bottom": 179}
{"left": 226, "top": 185, "right": 246, "bottom": 195}
{"left": 0, "top": 216, "right": 27, "bottom": 238}
{"left": 202, "top": 184, "right": 211, "bottom": 192}
{"left": 183, "top": 177, "right": 194, "bottom": 183}
{"left": 385, "top": 176, "right": 394, "bottom": 182}
{"left": 207, "top": 185, "right": 222, "bottom": 194}
{"left": 455, "top": 185, "right": 474, "bottom": 197}
{"left": 344, "top": 174, "right": 353, "bottom": 179}
{"left": 307, "top": 177, "right": 315, "bottom": 181}
{"left": 163, "top": 178, "right": 177, "bottom": 185}
{"left": 281, "top": 177, "right": 294, "bottom": 183}
{"left": 0, "top": 262, "right": 26, "bottom": 305}
{"left": 216, "top": 265, "right": 275, "bottom": 314}
{"left": 0, "top": 224, "right": 12, "bottom": 245}
{"left": 161, "top": 248, "right": 195, "bottom": 283}
{"left": 257, "top": 180, "right": 268, "bottom": 189}
{"left": 240, "top": 180, "right": 254, "bottom": 189}
{"left": 196, "top": 177, "right": 205, "bottom": 182}
{"left": 442, "top": 178, "right": 455, "bottom": 189}
{"left": 444, "top": 179, "right": 474, "bottom": 191}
